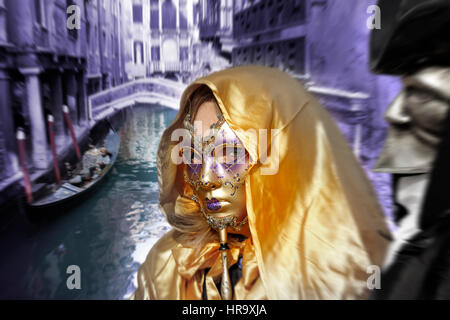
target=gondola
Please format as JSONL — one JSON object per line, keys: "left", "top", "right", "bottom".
{"left": 28, "top": 128, "right": 120, "bottom": 212}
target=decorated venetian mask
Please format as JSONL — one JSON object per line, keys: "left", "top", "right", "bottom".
{"left": 181, "top": 104, "right": 251, "bottom": 232}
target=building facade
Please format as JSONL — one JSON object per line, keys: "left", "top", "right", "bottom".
{"left": 126, "top": 0, "right": 198, "bottom": 81}
{"left": 232, "top": 0, "right": 309, "bottom": 77}
{"left": 198, "top": 0, "right": 309, "bottom": 76}
{"left": 197, "top": 0, "right": 233, "bottom": 59}
{"left": 85, "top": 0, "right": 131, "bottom": 95}
{"left": 0, "top": 0, "right": 131, "bottom": 205}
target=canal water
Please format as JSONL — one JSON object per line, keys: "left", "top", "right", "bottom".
{"left": 0, "top": 104, "right": 177, "bottom": 299}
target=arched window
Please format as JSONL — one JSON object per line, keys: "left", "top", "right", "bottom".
{"left": 179, "top": 0, "right": 188, "bottom": 30}
{"left": 150, "top": 0, "right": 159, "bottom": 29}
{"left": 133, "top": 4, "right": 143, "bottom": 24}
{"left": 162, "top": 0, "right": 176, "bottom": 30}
{"left": 134, "top": 41, "right": 144, "bottom": 64}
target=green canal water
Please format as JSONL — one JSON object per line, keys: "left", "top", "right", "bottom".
{"left": 0, "top": 105, "right": 177, "bottom": 299}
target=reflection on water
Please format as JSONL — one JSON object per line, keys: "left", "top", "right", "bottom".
{"left": 0, "top": 105, "right": 177, "bottom": 299}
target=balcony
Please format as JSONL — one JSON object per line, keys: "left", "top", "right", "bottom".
{"left": 233, "top": 0, "right": 307, "bottom": 39}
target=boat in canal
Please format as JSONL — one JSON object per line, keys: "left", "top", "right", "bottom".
{"left": 28, "top": 127, "right": 121, "bottom": 212}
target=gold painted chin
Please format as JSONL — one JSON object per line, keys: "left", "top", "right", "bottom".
{"left": 202, "top": 208, "right": 243, "bottom": 221}
{"left": 204, "top": 211, "right": 233, "bottom": 218}
{"left": 203, "top": 212, "right": 249, "bottom": 231}
{"left": 207, "top": 213, "right": 235, "bottom": 220}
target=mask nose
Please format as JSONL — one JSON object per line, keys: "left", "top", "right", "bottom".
{"left": 199, "top": 154, "right": 221, "bottom": 191}
{"left": 385, "top": 91, "right": 411, "bottom": 125}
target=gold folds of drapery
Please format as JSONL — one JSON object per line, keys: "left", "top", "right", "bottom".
{"left": 132, "top": 230, "right": 265, "bottom": 300}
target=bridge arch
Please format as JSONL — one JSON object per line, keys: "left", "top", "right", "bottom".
{"left": 88, "top": 78, "right": 186, "bottom": 121}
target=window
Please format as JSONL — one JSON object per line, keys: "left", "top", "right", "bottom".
{"left": 179, "top": 0, "right": 187, "bottom": 30}
{"left": 95, "top": 25, "right": 99, "bottom": 53}
{"left": 0, "top": 0, "right": 7, "bottom": 42}
{"left": 35, "top": 0, "right": 47, "bottom": 27}
{"left": 103, "top": 31, "right": 107, "bottom": 57}
{"left": 150, "top": 0, "right": 159, "bottom": 29}
{"left": 180, "top": 47, "right": 188, "bottom": 61}
{"left": 151, "top": 46, "right": 160, "bottom": 61}
{"left": 162, "top": 0, "right": 176, "bottom": 30}
{"left": 133, "top": 4, "right": 143, "bottom": 24}
{"left": 193, "top": 3, "right": 199, "bottom": 25}
{"left": 202, "top": 0, "right": 207, "bottom": 20}
{"left": 134, "top": 41, "right": 144, "bottom": 64}
{"left": 86, "top": 21, "right": 91, "bottom": 51}
{"left": 111, "top": 35, "right": 114, "bottom": 57}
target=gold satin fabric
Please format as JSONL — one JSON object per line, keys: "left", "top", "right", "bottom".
{"left": 132, "top": 230, "right": 265, "bottom": 300}
{"left": 132, "top": 65, "right": 392, "bottom": 300}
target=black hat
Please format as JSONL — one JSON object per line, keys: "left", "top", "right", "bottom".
{"left": 370, "top": 0, "right": 450, "bottom": 75}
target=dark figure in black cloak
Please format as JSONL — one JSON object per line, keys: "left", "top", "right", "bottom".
{"left": 373, "top": 110, "right": 450, "bottom": 299}
{"left": 369, "top": 0, "right": 450, "bottom": 299}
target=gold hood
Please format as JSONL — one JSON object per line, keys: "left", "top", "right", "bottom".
{"left": 156, "top": 65, "right": 391, "bottom": 299}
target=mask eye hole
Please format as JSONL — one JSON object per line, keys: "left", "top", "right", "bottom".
{"left": 405, "top": 86, "right": 437, "bottom": 104}
{"left": 213, "top": 144, "right": 246, "bottom": 164}
{"left": 180, "top": 146, "right": 202, "bottom": 164}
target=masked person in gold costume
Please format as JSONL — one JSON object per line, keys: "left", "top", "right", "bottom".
{"left": 131, "top": 65, "right": 391, "bottom": 300}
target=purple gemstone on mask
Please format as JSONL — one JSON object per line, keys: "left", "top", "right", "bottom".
{"left": 206, "top": 198, "right": 221, "bottom": 211}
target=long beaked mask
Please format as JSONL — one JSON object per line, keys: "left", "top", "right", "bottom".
{"left": 181, "top": 103, "right": 251, "bottom": 232}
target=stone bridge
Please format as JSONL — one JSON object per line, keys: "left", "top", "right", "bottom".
{"left": 88, "top": 78, "right": 187, "bottom": 121}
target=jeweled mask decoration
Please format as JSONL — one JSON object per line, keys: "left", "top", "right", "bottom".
{"left": 181, "top": 101, "right": 251, "bottom": 232}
